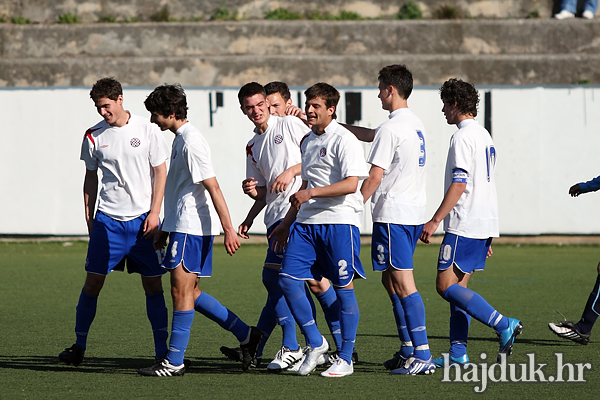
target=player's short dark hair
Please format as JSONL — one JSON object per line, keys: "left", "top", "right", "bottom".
{"left": 264, "top": 81, "right": 291, "bottom": 102}
{"left": 238, "top": 82, "right": 266, "bottom": 106}
{"left": 90, "top": 77, "right": 122, "bottom": 102}
{"left": 439, "top": 78, "right": 479, "bottom": 117}
{"left": 304, "top": 83, "right": 339, "bottom": 119}
{"left": 144, "top": 84, "right": 188, "bottom": 120}
{"left": 378, "top": 64, "right": 413, "bottom": 100}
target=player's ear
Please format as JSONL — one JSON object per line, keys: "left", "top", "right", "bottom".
{"left": 286, "top": 98, "right": 292, "bottom": 107}
{"left": 116, "top": 94, "right": 124, "bottom": 105}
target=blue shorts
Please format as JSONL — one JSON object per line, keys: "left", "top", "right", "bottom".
{"left": 371, "top": 222, "right": 423, "bottom": 271}
{"left": 437, "top": 233, "right": 493, "bottom": 274}
{"left": 280, "top": 223, "right": 365, "bottom": 288}
{"left": 265, "top": 220, "right": 285, "bottom": 267}
{"left": 85, "top": 211, "right": 165, "bottom": 277}
{"left": 162, "top": 232, "right": 213, "bottom": 277}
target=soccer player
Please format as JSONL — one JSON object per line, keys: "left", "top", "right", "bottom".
{"left": 59, "top": 77, "right": 170, "bottom": 367}
{"left": 347, "top": 64, "right": 434, "bottom": 375}
{"left": 420, "top": 78, "right": 522, "bottom": 366}
{"left": 548, "top": 177, "right": 600, "bottom": 345}
{"left": 271, "top": 82, "right": 368, "bottom": 377}
{"left": 137, "top": 84, "right": 262, "bottom": 377}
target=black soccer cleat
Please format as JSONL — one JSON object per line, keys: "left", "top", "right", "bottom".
{"left": 220, "top": 346, "right": 242, "bottom": 362}
{"left": 138, "top": 359, "right": 186, "bottom": 377}
{"left": 383, "top": 351, "right": 409, "bottom": 370}
{"left": 59, "top": 344, "right": 84, "bottom": 367}
{"left": 549, "top": 320, "right": 590, "bottom": 345}
{"left": 240, "top": 327, "right": 264, "bottom": 371}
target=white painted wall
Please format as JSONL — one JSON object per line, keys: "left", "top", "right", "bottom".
{"left": 1, "top": 86, "right": 598, "bottom": 236}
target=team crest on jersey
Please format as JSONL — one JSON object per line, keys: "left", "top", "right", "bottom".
{"left": 130, "top": 138, "right": 141, "bottom": 147}
{"left": 319, "top": 147, "right": 327, "bottom": 157}
{"left": 274, "top": 134, "right": 284, "bottom": 144}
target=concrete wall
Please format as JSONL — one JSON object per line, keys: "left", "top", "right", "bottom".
{"left": 1, "top": 85, "right": 599, "bottom": 236}
{"left": 1, "top": 0, "right": 556, "bottom": 23}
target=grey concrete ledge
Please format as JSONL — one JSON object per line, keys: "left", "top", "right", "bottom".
{"left": 2, "top": 53, "right": 600, "bottom": 87}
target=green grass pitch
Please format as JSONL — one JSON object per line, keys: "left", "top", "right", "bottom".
{"left": 1, "top": 241, "right": 599, "bottom": 399}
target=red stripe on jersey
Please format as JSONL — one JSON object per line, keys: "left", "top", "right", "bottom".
{"left": 246, "top": 142, "right": 257, "bottom": 163}
{"left": 84, "top": 127, "right": 101, "bottom": 146}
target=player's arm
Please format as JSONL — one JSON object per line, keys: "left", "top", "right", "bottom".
{"left": 271, "top": 163, "right": 301, "bottom": 194}
{"left": 570, "top": 175, "right": 600, "bottom": 197}
{"left": 342, "top": 123, "right": 376, "bottom": 143}
{"left": 143, "top": 162, "right": 167, "bottom": 238}
{"left": 360, "top": 165, "right": 384, "bottom": 203}
{"left": 83, "top": 168, "right": 98, "bottom": 236}
{"left": 239, "top": 199, "right": 267, "bottom": 239}
{"left": 290, "top": 176, "right": 359, "bottom": 210}
{"left": 420, "top": 181, "right": 466, "bottom": 244}
{"left": 268, "top": 180, "right": 307, "bottom": 253}
{"left": 203, "top": 176, "right": 240, "bottom": 256}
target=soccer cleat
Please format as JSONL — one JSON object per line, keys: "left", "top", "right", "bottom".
{"left": 554, "top": 9, "right": 575, "bottom": 19}
{"left": 286, "top": 348, "right": 327, "bottom": 372}
{"left": 240, "top": 326, "right": 264, "bottom": 371}
{"left": 390, "top": 356, "right": 435, "bottom": 375}
{"left": 383, "top": 351, "right": 410, "bottom": 370}
{"left": 583, "top": 10, "right": 595, "bottom": 19}
{"left": 328, "top": 348, "right": 359, "bottom": 364}
{"left": 138, "top": 359, "right": 186, "bottom": 377}
{"left": 59, "top": 344, "right": 84, "bottom": 367}
{"left": 220, "top": 346, "right": 242, "bottom": 362}
{"left": 321, "top": 358, "right": 353, "bottom": 377}
{"left": 297, "top": 336, "right": 330, "bottom": 376}
{"left": 267, "top": 346, "right": 304, "bottom": 371}
{"left": 497, "top": 318, "right": 523, "bottom": 362}
{"left": 433, "top": 353, "right": 470, "bottom": 368}
{"left": 549, "top": 320, "right": 590, "bottom": 345}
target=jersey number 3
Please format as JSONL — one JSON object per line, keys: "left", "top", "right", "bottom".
{"left": 485, "top": 145, "right": 496, "bottom": 182}
{"left": 417, "top": 130, "right": 426, "bottom": 167}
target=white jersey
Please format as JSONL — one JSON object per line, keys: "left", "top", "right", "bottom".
{"left": 80, "top": 113, "right": 169, "bottom": 221}
{"left": 443, "top": 119, "right": 499, "bottom": 239}
{"left": 246, "top": 115, "right": 311, "bottom": 229}
{"left": 367, "top": 108, "right": 427, "bottom": 225}
{"left": 162, "top": 122, "right": 220, "bottom": 236}
{"left": 297, "top": 119, "right": 369, "bottom": 227}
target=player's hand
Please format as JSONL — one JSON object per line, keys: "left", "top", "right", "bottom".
{"left": 268, "top": 224, "right": 290, "bottom": 253}
{"left": 153, "top": 229, "right": 169, "bottom": 250}
{"left": 238, "top": 219, "right": 253, "bottom": 239}
{"left": 290, "top": 189, "right": 312, "bottom": 210}
{"left": 569, "top": 184, "right": 582, "bottom": 197}
{"left": 285, "top": 105, "right": 303, "bottom": 117}
{"left": 223, "top": 228, "right": 240, "bottom": 256}
{"left": 420, "top": 219, "right": 440, "bottom": 244}
{"left": 242, "top": 177, "right": 259, "bottom": 197}
{"left": 486, "top": 245, "right": 493, "bottom": 259}
{"left": 271, "top": 169, "right": 294, "bottom": 194}
{"left": 143, "top": 212, "right": 160, "bottom": 239}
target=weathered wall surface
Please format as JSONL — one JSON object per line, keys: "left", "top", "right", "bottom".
{"left": 0, "top": 0, "right": 556, "bottom": 23}
{"left": 1, "top": 19, "right": 598, "bottom": 87}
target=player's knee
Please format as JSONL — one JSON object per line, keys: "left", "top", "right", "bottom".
{"left": 307, "top": 279, "right": 329, "bottom": 295}
{"left": 435, "top": 279, "right": 448, "bottom": 298}
{"left": 141, "top": 276, "right": 163, "bottom": 294}
{"left": 83, "top": 274, "right": 105, "bottom": 295}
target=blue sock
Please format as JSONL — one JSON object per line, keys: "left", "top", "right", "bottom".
{"left": 401, "top": 292, "right": 430, "bottom": 360}
{"left": 576, "top": 272, "right": 600, "bottom": 334}
{"left": 146, "top": 292, "right": 169, "bottom": 358}
{"left": 279, "top": 276, "right": 323, "bottom": 348}
{"left": 443, "top": 284, "right": 508, "bottom": 333}
{"left": 263, "top": 268, "right": 299, "bottom": 350}
{"left": 255, "top": 303, "right": 275, "bottom": 358}
{"left": 390, "top": 294, "right": 413, "bottom": 357}
{"left": 316, "top": 285, "right": 342, "bottom": 351}
{"left": 166, "top": 310, "right": 194, "bottom": 366}
{"left": 74, "top": 290, "right": 98, "bottom": 351}
{"left": 194, "top": 292, "right": 249, "bottom": 342}
{"left": 304, "top": 284, "right": 318, "bottom": 346}
{"left": 336, "top": 288, "right": 359, "bottom": 363}
{"left": 449, "top": 303, "right": 471, "bottom": 358}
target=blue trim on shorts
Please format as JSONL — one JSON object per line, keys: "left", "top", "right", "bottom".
{"left": 163, "top": 232, "right": 214, "bottom": 277}
{"left": 85, "top": 211, "right": 165, "bottom": 277}
{"left": 371, "top": 223, "right": 423, "bottom": 271}
{"left": 280, "top": 223, "right": 365, "bottom": 287}
{"left": 437, "top": 233, "right": 492, "bottom": 273}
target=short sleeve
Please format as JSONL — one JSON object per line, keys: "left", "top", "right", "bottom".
{"left": 80, "top": 133, "right": 98, "bottom": 171}
{"left": 449, "top": 133, "right": 474, "bottom": 174}
{"left": 185, "top": 136, "right": 216, "bottom": 184}
{"left": 148, "top": 125, "right": 170, "bottom": 168}
{"left": 338, "top": 134, "right": 368, "bottom": 180}
{"left": 367, "top": 126, "right": 396, "bottom": 170}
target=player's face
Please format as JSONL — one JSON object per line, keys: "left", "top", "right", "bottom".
{"left": 305, "top": 97, "right": 334, "bottom": 132}
{"left": 442, "top": 99, "right": 460, "bottom": 125}
{"left": 267, "top": 92, "right": 291, "bottom": 117}
{"left": 95, "top": 96, "right": 125, "bottom": 126}
{"left": 378, "top": 81, "right": 392, "bottom": 111}
{"left": 241, "top": 94, "right": 270, "bottom": 126}
{"left": 150, "top": 112, "right": 173, "bottom": 131}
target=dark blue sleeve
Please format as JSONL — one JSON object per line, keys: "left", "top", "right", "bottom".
{"left": 579, "top": 175, "right": 600, "bottom": 193}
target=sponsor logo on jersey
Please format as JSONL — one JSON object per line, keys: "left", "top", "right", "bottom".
{"left": 130, "top": 137, "right": 141, "bottom": 147}
{"left": 274, "top": 134, "right": 284, "bottom": 144}
{"left": 319, "top": 147, "right": 327, "bottom": 157}
{"left": 100, "top": 145, "right": 109, "bottom": 148}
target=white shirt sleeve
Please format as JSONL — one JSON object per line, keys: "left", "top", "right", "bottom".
{"left": 80, "top": 134, "right": 98, "bottom": 171}
{"left": 338, "top": 134, "right": 368, "bottom": 179}
{"left": 367, "top": 126, "right": 396, "bottom": 170}
{"left": 186, "top": 136, "right": 216, "bottom": 184}
{"left": 449, "top": 133, "right": 474, "bottom": 174}
{"left": 148, "top": 126, "right": 170, "bottom": 168}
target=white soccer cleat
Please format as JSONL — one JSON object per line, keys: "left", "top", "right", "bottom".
{"left": 583, "top": 10, "right": 595, "bottom": 19}
{"left": 554, "top": 10, "right": 575, "bottom": 19}
{"left": 321, "top": 358, "right": 353, "bottom": 377}
{"left": 297, "top": 336, "right": 329, "bottom": 376}
{"left": 266, "top": 346, "right": 304, "bottom": 371}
